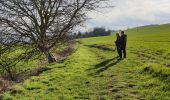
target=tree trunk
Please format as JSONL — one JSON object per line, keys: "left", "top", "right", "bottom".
{"left": 43, "top": 48, "right": 56, "bottom": 63}
{"left": 9, "top": 72, "right": 15, "bottom": 81}
{"left": 7, "top": 69, "right": 15, "bottom": 81}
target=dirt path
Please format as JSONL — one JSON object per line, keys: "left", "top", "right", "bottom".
{"left": 1, "top": 44, "right": 169, "bottom": 100}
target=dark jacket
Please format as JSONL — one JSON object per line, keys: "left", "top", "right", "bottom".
{"left": 115, "top": 36, "right": 121, "bottom": 48}
{"left": 120, "top": 34, "right": 127, "bottom": 47}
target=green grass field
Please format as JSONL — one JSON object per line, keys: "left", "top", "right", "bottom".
{"left": 1, "top": 24, "right": 170, "bottom": 100}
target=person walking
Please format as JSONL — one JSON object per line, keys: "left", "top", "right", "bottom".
{"left": 120, "top": 31, "right": 127, "bottom": 58}
{"left": 115, "top": 33, "right": 122, "bottom": 59}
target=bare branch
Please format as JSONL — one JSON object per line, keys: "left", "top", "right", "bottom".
{"left": 0, "top": 0, "right": 109, "bottom": 63}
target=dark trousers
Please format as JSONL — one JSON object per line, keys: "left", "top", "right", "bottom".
{"left": 121, "top": 46, "right": 126, "bottom": 58}
{"left": 117, "top": 46, "right": 122, "bottom": 58}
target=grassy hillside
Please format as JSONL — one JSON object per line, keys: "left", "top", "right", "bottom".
{"left": 127, "top": 24, "right": 170, "bottom": 41}
{"left": 1, "top": 24, "right": 170, "bottom": 99}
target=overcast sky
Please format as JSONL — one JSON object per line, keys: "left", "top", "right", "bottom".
{"left": 81, "top": 0, "right": 170, "bottom": 31}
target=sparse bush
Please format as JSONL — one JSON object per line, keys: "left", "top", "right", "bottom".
{"left": 0, "top": 45, "right": 39, "bottom": 81}
{"left": 0, "top": 46, "right": 20, "bottom": 81}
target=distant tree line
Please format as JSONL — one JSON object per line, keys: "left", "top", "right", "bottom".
{"left": 74, "top": 27, "right": 112, "bottom": 38}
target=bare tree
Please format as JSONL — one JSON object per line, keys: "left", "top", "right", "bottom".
{"left": 0, "top": 46, "right": 19, "bottom": 81}
{"left": 0, "top": 39, "right": 41, "bottom": 81}
{"left": 0, "top": 0, "right": 108, "bottom": 63}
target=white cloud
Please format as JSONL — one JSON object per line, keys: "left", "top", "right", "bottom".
{"left": 82, "top": 0, "right": 170, "bottom": 31}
